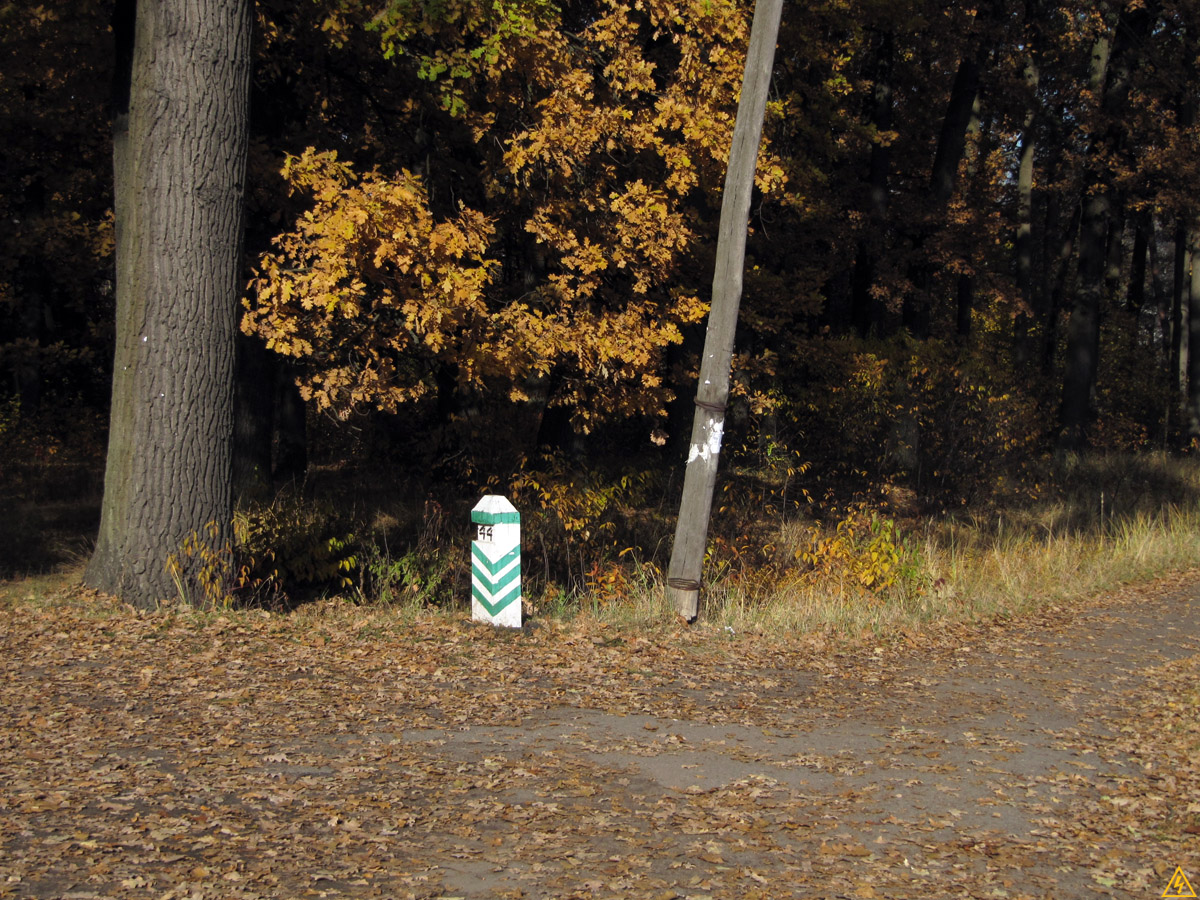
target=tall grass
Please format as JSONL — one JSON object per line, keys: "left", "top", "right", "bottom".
{"left": 577, "top": 453, "right": 1200, "bottom": 637}
{"left": 22, "top": 450, "right": 1194, "bottom": 642}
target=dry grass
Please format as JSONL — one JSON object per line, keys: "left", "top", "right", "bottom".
{"left": 7, "top": 451, "right": 1200, "bottom": 646}
{"left": 574, "top": 453, "right": 1200, "bottom": 638}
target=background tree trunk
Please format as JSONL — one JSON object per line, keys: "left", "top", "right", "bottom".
{"left": 903, "top": 44, "right": 986, "bottom": 337}
{"left": 850, "top": 29, "right": 893, "bottom": 338}
{"left": 86, "top": 0, "right": 252, "bottom": 608}
{"left": 1012, "top": 67, "right": 1038, "bottom": 365}
{"left": 1169, "top": 220, "right": 1188, "bottom": 433}
{"left": 1039, "top": 144, "right": 1074, "bottom": 376}
{"left": 1060, "top": 191, "right": 1108, "bottom": 450}
{"left": 1126, "top": 216, "right": 1148, "bottom": 314}
{"left": 1058, "top": 1, "right": 1156, "bottom": 451}
{"left": 1186, "top": 221, "right": 1200, "bottom": 444}
{"left": 232, "top": 333, "right": 275, "bottom": 503}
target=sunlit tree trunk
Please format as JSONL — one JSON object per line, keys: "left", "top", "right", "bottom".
{"left": 86, "top": 0, "right": 252, "bottom": 608}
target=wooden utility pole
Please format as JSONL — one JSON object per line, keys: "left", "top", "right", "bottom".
{"left": 665, "top": 0, "right": 783, "bottom": 621}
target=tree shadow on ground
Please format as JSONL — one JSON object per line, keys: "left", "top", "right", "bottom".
{"left": 971, "top": 452, "right": 1200, "bottom": 539}
{"left": 0, "top": 462, "right": 102, "bottom": 579}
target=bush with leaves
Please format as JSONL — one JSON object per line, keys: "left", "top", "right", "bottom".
{"left": 232, "top": 497, "right": 359, "bottom": 605}
{"left": 355, "top": 499, "right": 463, "bottom": 609}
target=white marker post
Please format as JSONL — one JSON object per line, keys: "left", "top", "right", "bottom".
{"left": 471, "top": 496, "right": 522, "bottom": 628}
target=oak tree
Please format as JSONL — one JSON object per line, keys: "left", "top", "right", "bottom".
{"left": 86, "top": 0, "right": 253, "bottom": 607}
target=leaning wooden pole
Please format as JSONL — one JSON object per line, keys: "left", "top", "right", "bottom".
{"left": 665, "top": 0, "right": 783, "bottom": 621}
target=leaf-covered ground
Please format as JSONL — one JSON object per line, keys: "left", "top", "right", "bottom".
{"left": 1, "top": 573, "right": 1198, "bottom": 900}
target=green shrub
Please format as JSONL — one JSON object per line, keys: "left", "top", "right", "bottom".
{"left": 233, "top": 497, "right": 358, "bottom": 604}
{"left": 355, "top": 499, "right": 462, "bottom": 608}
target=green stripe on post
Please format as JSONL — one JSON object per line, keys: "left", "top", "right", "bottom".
{"left": 472, "top": 542, "right": 521, "bottom": 574}
{"left": 471, "top": 510, "right": 521, "bottom": 525}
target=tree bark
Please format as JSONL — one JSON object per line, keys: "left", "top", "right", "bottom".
{"left": 86, "top": 0, "right": 252, "bottom": 608}
{"left": 1058, "top": 1, "right": 1156, "bottom": 451}
{"left": 665, "top": 0, "right": 783, "bottom": 621}
{"left": 903, "top": 45, "right": 985, "bottom": 337}
{"left": 1186, "top": 220, "right": 1200, "bottom": 444}
{"left": 850, "top": 29, "right": 893, "bottom": 337}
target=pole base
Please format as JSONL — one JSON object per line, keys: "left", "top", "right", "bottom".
{"left": 666, "top": 584, "right": 700, "bottom": 623}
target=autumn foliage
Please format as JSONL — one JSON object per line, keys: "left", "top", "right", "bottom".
{"left": 7, "top": 0, "right": 1200, "bottom": 597}
{"left": 244, "top": 0, "right": 785, "bottom": 433}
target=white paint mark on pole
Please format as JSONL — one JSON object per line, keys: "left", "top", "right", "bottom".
{"left": 471, "top": 495, "right": 522, "bottom": 628}
{"left": 686, "top": 418, "right": 725, "bottom": 464}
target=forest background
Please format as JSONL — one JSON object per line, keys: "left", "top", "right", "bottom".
{"left": 4, "top": 0, "right": 1200, "bottom": 628}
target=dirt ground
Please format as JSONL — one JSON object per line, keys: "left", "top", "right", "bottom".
{"left": 1, "top": 572, "right": 1198, "bottom": 899}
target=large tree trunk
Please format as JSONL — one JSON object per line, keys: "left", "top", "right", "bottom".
{"left": 86, "top": 0, "right": 252, "bottom": 608}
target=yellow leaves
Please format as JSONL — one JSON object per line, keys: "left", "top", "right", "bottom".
{"left": 241, "top": 0, "right": 776, "bottom": 432}
{"left": 673, "top": 292, "right": 710, "bottom": 324}
{"left": 244, "top": 150, "right": 497, "bottom": 416}
{"left": 798, "top": 509, "right": 910, "bottom": 598}
{"left": 280, "top": 148, "right": 355, "bottom": 194}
